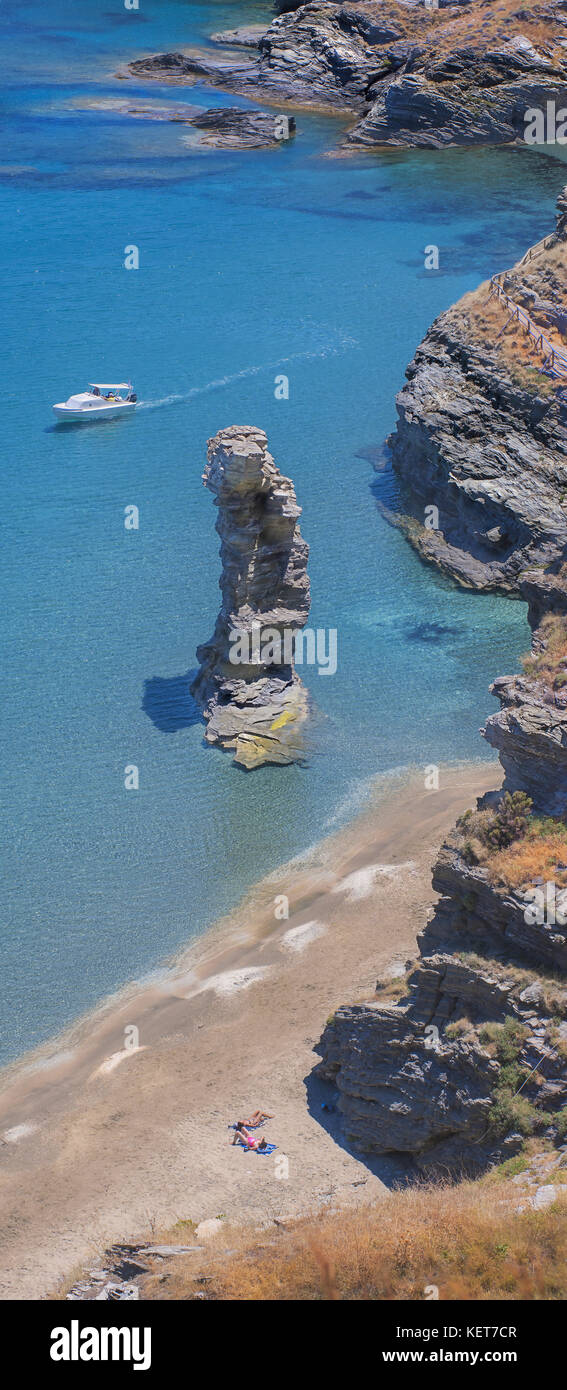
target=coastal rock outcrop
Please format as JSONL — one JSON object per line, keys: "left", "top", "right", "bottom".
{"left": 388, "top": 185, "right": 567, "bottom": 593}
{"left": 316, "top": 187, "right": 567, "bottom": 1175}
{"left": 427, "top": 840, "right": 567, "bottom": 973}
{"left": 186, "top": 108, "right": 296, "bottom": 148}
{"left": 125, "top": 2, "right": 567, "bottom": 150}
{"left": 209, "top": 25, "right": 269, "bottom": 49}
{"left": 349, "top": 38, "right": 567, "bottom": 148}
{"left": 483, "top": 672, "right": 567, "bottom": 814}
{"left": 190, "top": 426, "right": 311, "bottom": 770}
{"left": 125, "top": 6, "right": 384, "bottom": 109}
{"left": 317, "top": 786, "right": 567, "bottom": 1172}
{"left": 317, "top": 936, "right": 567, "bottom": 1170}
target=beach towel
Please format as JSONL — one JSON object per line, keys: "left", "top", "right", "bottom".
{"left": 240, "top": 1142, "right": 277, "bottom": 1156}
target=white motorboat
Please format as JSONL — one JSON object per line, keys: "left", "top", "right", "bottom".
{"left": 52, "top": 382, "right": 137, "bottom": 422}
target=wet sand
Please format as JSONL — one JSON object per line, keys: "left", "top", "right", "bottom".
{"left": 0, "top": 761, "right": 499, "bottom": 1299}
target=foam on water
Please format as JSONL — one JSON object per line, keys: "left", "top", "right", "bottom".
{"left": 138, "top": 338, "right": 358, "bottom": 410}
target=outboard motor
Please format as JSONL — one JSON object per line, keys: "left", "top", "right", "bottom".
{"left": 128, "top": 392, "right": 137, "bottom": 403}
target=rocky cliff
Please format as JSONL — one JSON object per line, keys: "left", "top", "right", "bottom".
{"left": 125, "top": 1, "right": 567, "bottom": 151}
{"left": 316, "top": 189, "right": 567, "bottom": 1176}
{"left": 388, "top": 185, "right": 567, "bottom": 593}
{"left": 190, "top": 426, "right": 311, "bottom": 769}
{"left": 317, "top": 756, "right": 567, "bottom": 1172}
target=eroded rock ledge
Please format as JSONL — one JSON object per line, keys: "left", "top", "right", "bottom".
{"left": 190, "top": 426, "right": 311, "bottom": 769}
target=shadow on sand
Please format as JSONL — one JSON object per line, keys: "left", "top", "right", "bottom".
{"left": 304, "top": 1067, "right": 416, "bottom": 1191}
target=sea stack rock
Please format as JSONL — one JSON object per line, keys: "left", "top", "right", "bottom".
{"left": 190, "top": 425, "right": 310, "bottom": 769}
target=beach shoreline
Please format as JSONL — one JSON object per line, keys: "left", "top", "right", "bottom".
{"left": 0, "top": 759, "right": 500, "bottom": 1300}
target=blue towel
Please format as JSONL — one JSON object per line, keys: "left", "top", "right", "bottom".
{"left": 240, "top": 1142, "right": 277, "bottom": 1156}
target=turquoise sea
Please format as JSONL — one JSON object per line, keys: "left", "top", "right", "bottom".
{"left": 1, "top": 0, "right": 564, "bottom": 1063}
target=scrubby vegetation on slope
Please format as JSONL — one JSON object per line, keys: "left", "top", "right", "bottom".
{"left": 141, "top": 1177, "right": 567, "bottom": 1301}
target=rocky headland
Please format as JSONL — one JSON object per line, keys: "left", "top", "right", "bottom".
{"left": 123, "top": 0, "right": 567, "bottom": 150}
{"left": 190, "top": 426, "right": 311, "bottom": 769}
{"left": 316, "top": 186, "right": 567, "bottom": 1175}
{"left": 387, "top": 184, "right": 567, "bottom": 595}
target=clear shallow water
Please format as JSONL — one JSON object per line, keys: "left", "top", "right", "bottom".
{"left": 1, "top": 0, "right": 564, "bottom": 1063}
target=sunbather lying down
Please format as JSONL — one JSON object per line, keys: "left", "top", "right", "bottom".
{"left": 231, "top": 1124, "right": 269, "bottom": 1151}
{"left": 242, "top": 1109, "right": 274, "bottom": 1128}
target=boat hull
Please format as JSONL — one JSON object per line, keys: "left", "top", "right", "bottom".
{"left": 52, "top": 402, "right": 136, "bottom": 422}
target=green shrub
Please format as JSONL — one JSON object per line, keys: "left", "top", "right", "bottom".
{"left": 488, "top": 1090, "right": 543, "bottom": 1139}
{"left": 498, "top": 1062, "right": 528, "bottom": 1092}
{"left": 555, "top": 1109, "right": 567, "bottom": 1141}
{"left": 480, "top": 1017, "right": 527, "bottom": 1064}
{"left": 482, "top": 792, "right": 533, "bottom": 851}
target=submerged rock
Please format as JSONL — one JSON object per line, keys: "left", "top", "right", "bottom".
{"left": 75, "top": 97, "right": 295, "bottom": 149}
{"left": 190, "top": 426, "right": 311, "bottom": 769}
{"left": 185, "top": 108, "right": 296, "bottom": 149}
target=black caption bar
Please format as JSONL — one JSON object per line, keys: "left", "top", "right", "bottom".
{"left": 0, "top": 1297, "right": 561, "bottom": 1378}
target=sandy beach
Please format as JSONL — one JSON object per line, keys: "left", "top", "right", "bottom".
{"left": 0, "top": 761, "right": 500, "bottom": 1300}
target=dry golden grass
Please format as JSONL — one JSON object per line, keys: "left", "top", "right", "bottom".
{"left": 487, "top": 822, "right": 567, "bottom": 891}
{"left": 524, "top": 614, "right": 567, "bottom": 687}
{"left": 356, "top": 0, "right": 567, "bottom": 59}
{"left": 144, "top": 1181, "right": 567, "bottom": 1301}
{"left": 450, "top": 285, "right": 565, "bottom": 393}
{"left": 456, "top": 786, "right": 567, "bottom": 891}
{"left": 374, "top": 977, "right": 409, "bottom": 1001}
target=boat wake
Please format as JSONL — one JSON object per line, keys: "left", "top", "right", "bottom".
{"left": 137, "top": 338, "right": 358, "bottom": 411}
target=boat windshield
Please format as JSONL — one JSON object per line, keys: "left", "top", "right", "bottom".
{"left": 88, "top": 382, "right": 130, "bottom": 391}
{"left": 88, "top": 382, "right": 131, "bottom": 400}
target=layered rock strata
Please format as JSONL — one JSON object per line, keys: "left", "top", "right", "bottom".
{"left": 186, "top": 107, "right": 296, "bottom": 148}
{"left": 190, "top": 426, "right": 311, "bottom": 769}
{"left": 483, "top": 671, "right": 567, "bottom": 813}
{"left": 317, "top": 938, "right": 567, "bottom": 1170}
{"left": 317, "top": 763, "right": 567, "bottom": 1172}
{"left": 125, "top": 1, "right": 567, "bottom": 150}
{"left": 388, "top": 185, "right": 567, "bottom": 593}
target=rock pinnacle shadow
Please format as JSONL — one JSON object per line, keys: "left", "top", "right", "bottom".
{"left": 142, "top": 669, "right": 202, "bottom": 733}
